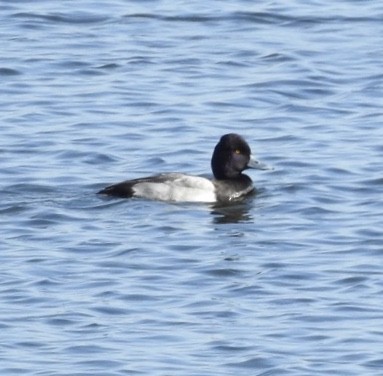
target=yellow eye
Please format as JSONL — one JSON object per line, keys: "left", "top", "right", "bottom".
{"left": 235, "top": 149, "right": 241, "bottom": 154}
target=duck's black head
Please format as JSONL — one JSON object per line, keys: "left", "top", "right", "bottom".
{"left": 211, "top": 134, "right": 253, "bottom": 180}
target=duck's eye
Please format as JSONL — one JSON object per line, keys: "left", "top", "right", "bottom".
{"left": 234, "top": 149, "right": 241, "bottom": 154}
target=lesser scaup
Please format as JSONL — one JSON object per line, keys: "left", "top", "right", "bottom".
{"left": 98, "top": 133, "right": 268, "bottom": 203}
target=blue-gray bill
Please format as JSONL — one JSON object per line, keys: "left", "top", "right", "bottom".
{"left": 248, "top": 156, "right": 271, "bottom": 170}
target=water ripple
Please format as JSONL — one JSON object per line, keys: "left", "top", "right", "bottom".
{"left": 14, "top": 11, "right": 110, "bottom": 25}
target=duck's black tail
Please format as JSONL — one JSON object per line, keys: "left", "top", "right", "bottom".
{"left": 97, "top": 181, "right": 134, "bottom": 198}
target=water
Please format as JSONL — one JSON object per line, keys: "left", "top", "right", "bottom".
{"left": 1, "top": 1, "right": 383, "bottom": 375}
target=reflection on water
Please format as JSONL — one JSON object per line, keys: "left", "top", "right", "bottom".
{"left": 210, "top": 197, "right": 255, "bottom": 224}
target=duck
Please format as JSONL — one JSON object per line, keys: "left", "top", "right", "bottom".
{"left": 97, "top": 133, "right": 268, "bottom": 203}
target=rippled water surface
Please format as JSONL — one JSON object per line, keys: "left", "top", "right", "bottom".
{"left": 1, "top": 1, "right": 383, "bottom": 375}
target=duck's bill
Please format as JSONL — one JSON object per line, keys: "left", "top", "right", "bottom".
{"left": 247, "top": 156, "right": 271, "bottom": 170}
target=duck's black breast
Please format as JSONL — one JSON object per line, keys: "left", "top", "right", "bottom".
{"left": 212, "top": 174, "right": 254, "bottom": 202}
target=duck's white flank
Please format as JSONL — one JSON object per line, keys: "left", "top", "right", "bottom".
{"left": 132, "top": 173, "right": 216, "bottom": 203}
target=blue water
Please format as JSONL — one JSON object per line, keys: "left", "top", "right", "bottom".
{"left": 1, "top": 1, "right": 383, "bottom": 375}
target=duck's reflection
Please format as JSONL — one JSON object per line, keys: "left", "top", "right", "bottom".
{"left": 210, "top": 196, "right": 255, "bottom": 224}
